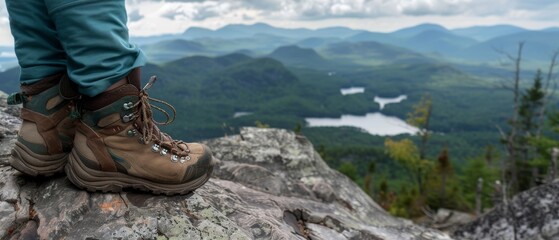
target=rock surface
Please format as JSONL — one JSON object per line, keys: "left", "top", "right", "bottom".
{"left": 0, "top": 100, "right": 451, "bottom": 239}
{"left": 454, "top": 181, "right": 559, "bottom": 240}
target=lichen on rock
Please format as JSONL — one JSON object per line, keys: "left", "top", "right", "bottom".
{"left": 454, "top": 180, "right": 559, "bottom": 240}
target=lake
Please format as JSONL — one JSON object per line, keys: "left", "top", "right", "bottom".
{"left": 306, "top": 93, "right": 416, "bottom": 136}
{"left": 340, "top": 87, "right": 365, "bottom": 95}
{"left": 305, "top": 113, "right": 418, "bottom": 136}
{"left": 233, "top": 112, "right": 253, "bottom": 118}
{"left": 375, "top": 95, "right": 407, "bottom": 110}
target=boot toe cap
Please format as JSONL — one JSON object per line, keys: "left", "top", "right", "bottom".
{"left": 182, "top": 144, "right": 214, "bottom": 182}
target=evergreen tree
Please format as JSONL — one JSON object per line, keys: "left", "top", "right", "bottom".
{"left": 518, "top": 70, "right": 545, "bottom": 150}
{"left": 436, "top": 147, "right": 453, "bottom": 207}
{"left": 364, "top": 162, "right": 376, "bottom": 196}
{"left": 530, "top": 111, "right": 559, "bottom": 182}
{"left": 461, "top": 151, "right": 500, "bottom": 211}
{"left": 516, "top": 70, "right": 546, "bottom": 189}
{"left": 338, "top": 162, "right": 358, "bottom": 181}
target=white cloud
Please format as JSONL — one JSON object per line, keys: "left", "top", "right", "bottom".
{"left": 0, "top": 0, "right": 558, "bottom": 44}
{"left": 0, "top": 1, "right": 13, "bottom": 46}
{"left": 398, "top": 0, "right": 465, "bottom": 16}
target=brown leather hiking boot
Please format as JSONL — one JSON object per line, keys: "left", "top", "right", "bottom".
{"left": 8, "top": 73, "right": 76, "bottom": 176}
{"left": 65, "top": 71, "right": 214, "bottom": 195}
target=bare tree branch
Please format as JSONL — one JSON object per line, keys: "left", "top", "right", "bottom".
{"left": 536, "top": 50, "right": 559, "bottom": 136}
{"left": 495, "top": 42, "right": 524, "bottom": 196}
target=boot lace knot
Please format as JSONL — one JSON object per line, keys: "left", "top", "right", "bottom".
{"left": 133, "top": 76, "right": 190, "bottom": 158}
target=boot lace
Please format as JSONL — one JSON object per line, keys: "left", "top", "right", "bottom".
{"left": 132, "top": 76, "right": 190, "bottom": 158}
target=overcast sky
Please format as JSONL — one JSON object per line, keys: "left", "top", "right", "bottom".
{"left": 1, "top": 0, "right": 559, "bottom": 46}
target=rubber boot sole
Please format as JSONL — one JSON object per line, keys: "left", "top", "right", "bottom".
{"left": 65, "top": 149, "right": 214, "bottom": 195}
{"left": 9, "top": 141, "right": 68, "bottom": 176}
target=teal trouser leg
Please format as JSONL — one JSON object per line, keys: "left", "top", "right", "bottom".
{"left": 6, "top": 0, "right": 67, "bottom": 84}
{"left": 45, "top": 0, "right": 146, "bottom": 97}
{"left": 8, "top": 0, "right": 146, "bottom": 96}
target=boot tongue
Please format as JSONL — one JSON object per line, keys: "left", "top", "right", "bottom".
{"left": 82, "top": 68, "right": 142, "bottom": 110}
{"left": 127, "top": 68, "right": 142, "bottom": 90}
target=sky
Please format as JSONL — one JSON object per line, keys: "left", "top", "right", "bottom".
{"left": 1, "top": 0, "right": 559, "bottom": 46}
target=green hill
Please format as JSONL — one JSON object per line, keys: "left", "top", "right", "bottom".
{"left": 267, "top": 45, "right": 333, "bottom": 69}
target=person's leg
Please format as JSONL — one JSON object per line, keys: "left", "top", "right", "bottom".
{"left": 44, "top": 0, "right": 146, "bottom": 97}
{"left": 6, "top": 0, "right": 66, "bottom": 83}
{"left": 6, "top": 0, "right": 75, "bottom": 176}
{"left": 41, "top": 0, "right": 214, "bottom": 194}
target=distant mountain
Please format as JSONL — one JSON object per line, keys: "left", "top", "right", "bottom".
{"left": 232, "top": 49, "right": 256, "bottom": 57}
{"left": 401, "top": 30, "right": 478, "bottom": 55}
{"left": 346, "top": 32, "right": 400, "bottom": 44}
{"left": 321, "top": 41, "right": 430, "bottom": 64}
{"left": 141, "top": 39, "right": 213, "bottom": 63}
{"left": 131, "top": 22, "right": 559, "bottom": 66}
{"left": 131, "top": 34, "right": 181, "bottom": 46}
{"left": 267, "top": 45, "right": 331, "bottom": 69}
{"left": 0, "top": 60, "right": 18, "bottom": 73}
{"left": 451, "top": 25, "right": 527, "bottom": 41}
{"left": 182, "top": 27, "right": 215, "bottom": 39}
{"left": 461, "top": 31, "right": 559, "bottom": 61}
{"left": 190, "top": 23, "right": 299, "bottom": 39}
{"left": 0, "top": 47, "right": 17, "bottom": 72}
{"left": 313, "top": 27, "right": 365, "bottom": 38}
{"left": 296, "top": 37, "right": 342, "bottom": 48}
{"left": 345, "top": 24, "right": 477, "bottom": 59}
{"left": 142, "top": 39, "right": 206, "bottom": 52}
{"left": 0, "top": 67, "right": 20, "bottom": 94}
{"left": 543, "top": 27, "right": 559, "bottom": 32}
{"left": 186, "top": 34, "right": 295, "bottom": 55}
{"left": 182, "top": 23, "right": 363, "bottom": 40}
{"left": 391, "top": 23, "right": 448, "bottom": 38}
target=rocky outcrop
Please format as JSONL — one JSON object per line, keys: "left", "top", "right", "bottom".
{"left": 454, "top": 181, "right": 559, "bottom": 240}
{"left": 0, "top": 98, "right": 450, "bottom": 239}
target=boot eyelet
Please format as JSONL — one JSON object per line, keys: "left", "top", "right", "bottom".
{"left": 171, "top": 155, "right": 179, "bottom": 162}
{"left": 160, "top": 149, "right": 168, "bottom": 156}
{"left": 152, "top": 144, "right": 160, "bottom": 152}
{"left": 122, "top": 113, "right": 134, "bottom": 123}
{"left": 127, "top": 129, "right": 138, "bottom": 137}
{"left": 180, "top": 156, "right": 186, "bottom": 164}
{"left": 123, "top": 102, "right": 134, "bottom": 110}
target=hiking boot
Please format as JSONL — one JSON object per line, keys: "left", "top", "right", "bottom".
{"left": 8, "top": 73, "right": 77, "bottom": 176}
{"left": 65, "top": 71, "right": 214, "bottom": 195}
